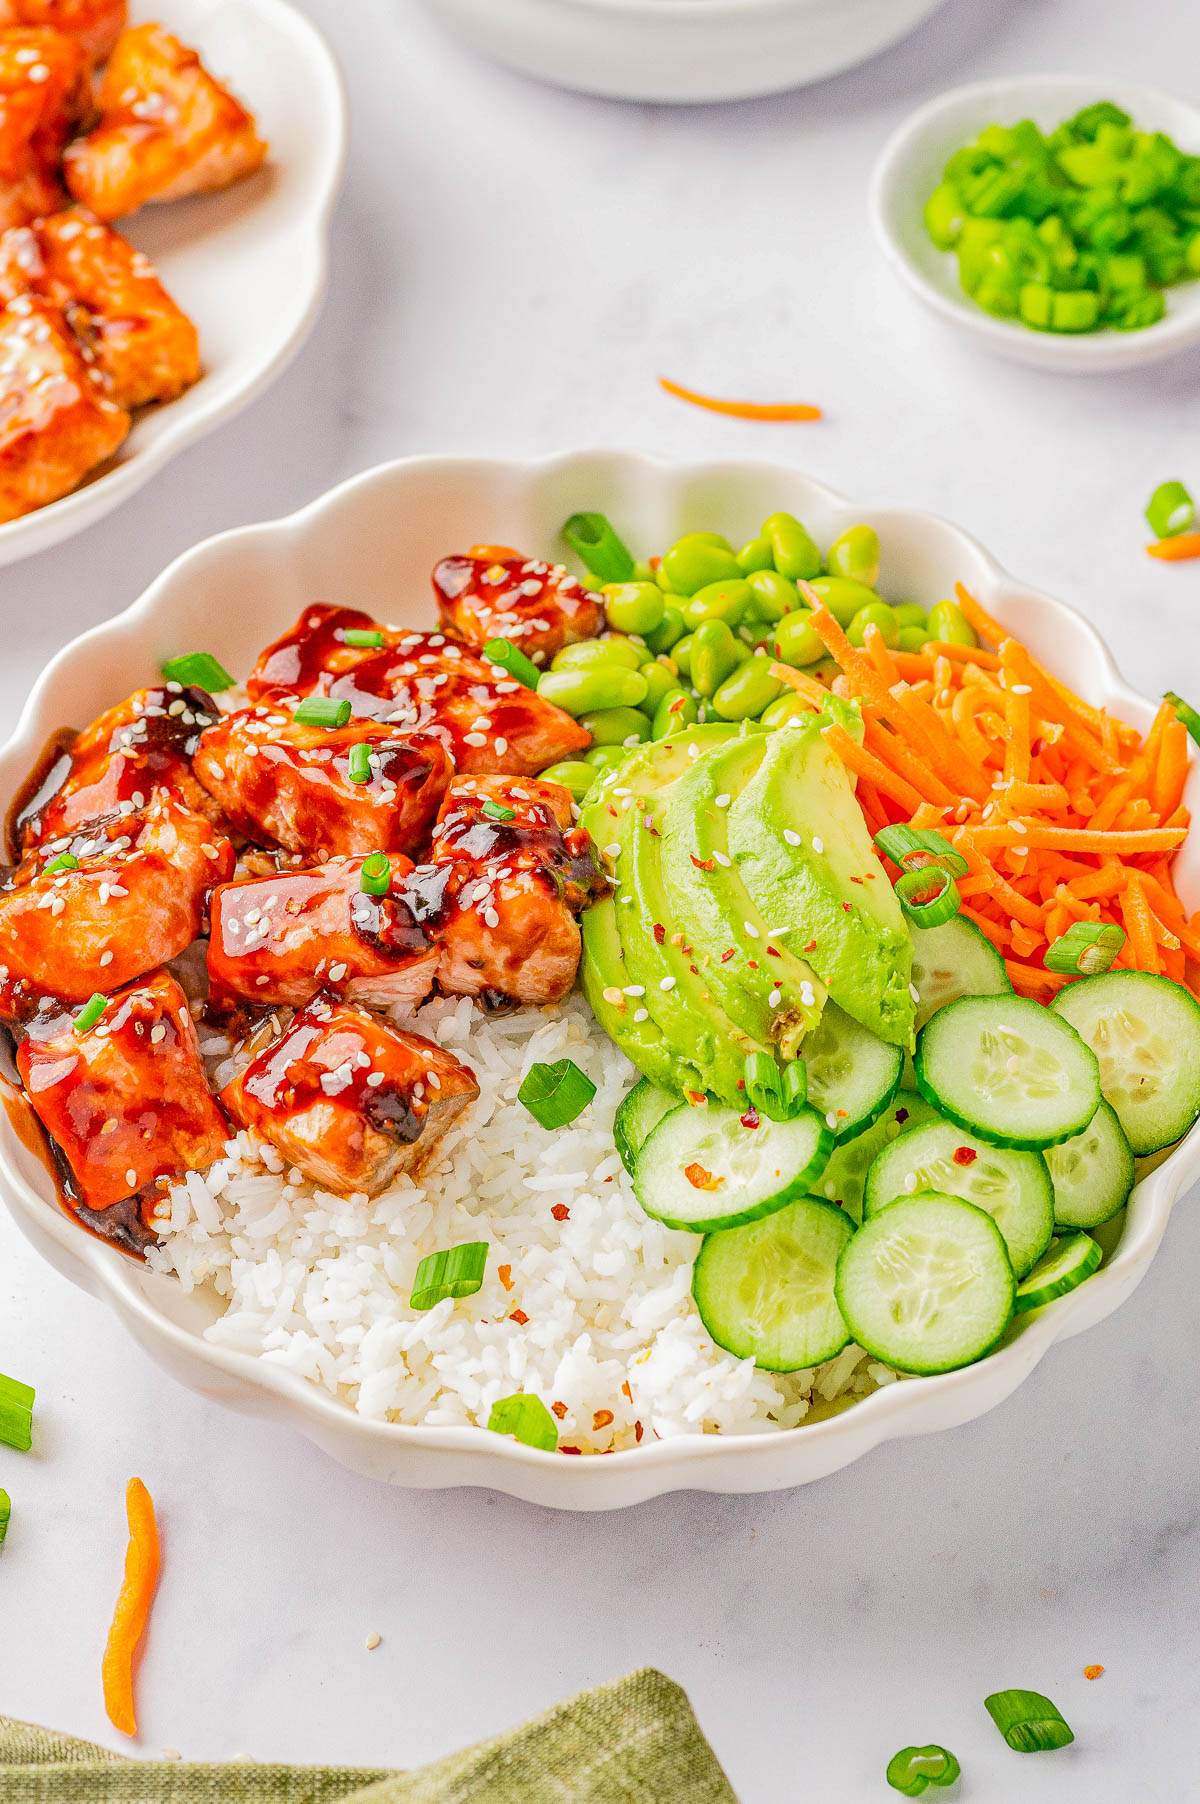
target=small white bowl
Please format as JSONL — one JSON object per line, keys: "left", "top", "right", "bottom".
{"left": 2, "top": 450, "right": 1197, "bottom": 1509}
{"left": 871, "top": 75, "right": 1200, "bottom": 373}
{"left": 422, "top": 0, "right": 950, "bottom": 106}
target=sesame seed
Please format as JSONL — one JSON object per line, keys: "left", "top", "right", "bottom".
{"left": 909, "top": 984, "right": 920, "bottom": 1003}
{"left": 659, "top": 976, "right": 676, "bottom": 991}
{"left": 328, "top": 962, "right": 348, "bottom": 981}
{"left": 100, "top": 951, "right": 113, "bottom": 966}
{"left": 426, "top": 1071, "right": 442, "bottom": 1090}
{"left": 622, "top": 985, "right": 645, "bottom": 997}
{"left": 714, "top": 794, "right": 731, "bottom": 808}
{"left": 826, "top": 1113, "right": 838, "bottom": 1130}
{"left": 366, "top": 1072, "right": 385, "bottom": 1087}
{"left": 1011, "top": 683, "right": 1032, "bottom": 695}
{"left": 464, "top": 733, "right": 488, "bottom": 747}
{"left": 602, "top": 843, "right": 621, "bottom": 860}
{"left": 743, "top": 922, "right": 759, "bottom": 938}
{"left": 768, "top": 989, "right": 782, "bottom": 1006}
{"left": 150, "top": 1024, "right": 166, "bottom": 1043}
{"left": 633, "top": 1008, "right": 649, "bottom": 1021}
{"left": 484, "top": 907, "right": 500, "bottom": 928}
{"left": 126, "top": 1168, "right": 137, "bottom": 1187}
{"left": 811, "top": 836, "right": 824, "bottom": 854}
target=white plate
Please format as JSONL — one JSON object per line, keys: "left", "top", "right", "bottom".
{"left": 870, "top": 75, "right": 1200, "bottom": 372}
{"left": 422, "top": 0, "right": 950, "bottom": 106}
{"left": 0, "top": 0, "right": 346, "bottom": 567}
{"left": 2, "top": 450, "right": 1197, "bottom": 1510}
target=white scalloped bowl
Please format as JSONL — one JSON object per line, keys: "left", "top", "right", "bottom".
{"left": 2, "top": 452, "right": 1197, "bottom": 1509}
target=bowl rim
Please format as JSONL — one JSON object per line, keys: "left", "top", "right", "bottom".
{"left": 869, "top": 72, "right": 1200, "bottom": 369}
{"left": 3, "top": 447, "right": 1197, "bottom": 1496}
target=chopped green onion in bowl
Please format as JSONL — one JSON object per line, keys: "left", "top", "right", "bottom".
{"left": 481, "top": 799, "right": 516, "bottom": 822}
{"left": 294, "top": 697, "right": 352, "bottom": 729}
{"left": 875, "top": 823, "right": 968, "bottom": 878}
{"left": 342, "top": 628, "right": 385, "bottom": 648}
{"left": 562, "top": 512, "right": 634, "bottom": 585}
{"left": 487, "top": 1393, "right": 558, "bottom": 1452}
{"left": 410, "top": 1241, "right": 489, "bottom": 1311}
{"left": 43, "top": 853, "right": 79, "bottom": 875}
{"left": 73, "top": 993, "right": 108, "bottom": 1035}
{"left": 895, "top": 864, "right": 961, "bottom": 928}
{"left": 518, "top": 1059, "right": 596, "bottom": 1129}
{"left": 1044, "top": 919, "right": 1125, "bottom": 975}
{"left": 482, "top": 637, "right": 540, "bottom": 689}
{"left": 347, "top": 742, "right": 372, "bottom": 785}
{"left": 359, "top": 852, "right": 391, "bottom": 895}
{"left": 161, "top": 652, "right": 234, "bottom": 692}
{"left": 1165, "top": 690, "right": 1200, "bottom": 747}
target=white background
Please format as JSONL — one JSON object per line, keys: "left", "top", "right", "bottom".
{"left": 2, "top": 0, "right": 1199, "bottom": 1796}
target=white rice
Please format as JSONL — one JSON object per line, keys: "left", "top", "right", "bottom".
{"left": 148, "top": 992, "right": 895, "bottom": 1451}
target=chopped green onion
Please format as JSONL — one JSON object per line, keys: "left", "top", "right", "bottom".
{"left": 0, "top": 1373, "right": 33, "bottom": 1453}
{"left": 742, "top": 1053, "right": 807, "bottom": 1121}
{"left": 43, "top": 852, "right": 79, "bottom": 875}
{"left": 1146, "top": 480, "right": 1195, "bottom": 540}
{"left": 483, "top": 637, "right": 540, "bottom": 689}
{"left": 1165, "top": 690, "right": 1200, "bottom": 748}
{"left": 347, "top": 742, "right": 373, "bottom": 785}
{"left": 984, "top": 1689, "right": 1074, "bottom": 1752}
{"left": 410, "top": 1241, "right": 489, "bottom": 1311}
{"left": 1044, "top": 920, "right": 1126, "bottom": 976}
{"left": 518, "top": 1058, "right": 596, "bottom": 1128}
{"left": 874, "top": 824, "right": 969, "bottom": 878}
{"left": 487, "top": 1393, "right": 558, "bottom": 1452}
{"left": 481, "top": 800, "right": 516, "bottom": 822}
{"left": 294, "top": 697, "right": 352, "bottom": 729}
{"left": 161, "top": 652, "right": 234, "bottom": 692}
{"left": 782, "top": 1061, "right": 808, "bottom": 1113}
{"left": 73, "top": 993, "right": 108, "bottom": 1035}
{"left": 359, "top": 852, "right": 391, "bottom": 896}
{"left": 895, "top": 865, "right": 961, "bottom": 929}
{"left": 886, "top": 1745, "right": 961, "bottom": 1796}
{"left": 562, "top": 512, "right": 635, "bottom": 585}
{"left": 342, "top": 628, "right": 386, "bottom": 648}
{"left": 0, "top": 1488, "right": 9, "bottom": 1546}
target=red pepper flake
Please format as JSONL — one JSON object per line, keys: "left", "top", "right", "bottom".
{"left": 803, "top": 939, "right": 818, "bottom": 953}
{"left": 1084, "top": 1664, "right": 1105, "bottom": 1681}
{"left": 836, "top": 1108, "right": 848, "bottom": 1119}
{"left": 952, "top": 1146, "right": 978, "bottom": 1166}
{"left": 606, "top": 805, "right": 618, "bottom": 818}
{"left": 842, "top": 902, "right": 853, "bottom": 913}
{"left": 509, "top": 1308, "right": 529, "bottom": 1325}
{"left": 497, "top": 1263, "right": 514, "bottom": 1291}
{"left": 634, "top": 1421, "right": 644, "bottom": 1443}
{"left": 740, "top": 1107, "right": 760, "bottom": 1130}
{"left": 593, "top": 1409, "right": 614, "bottom": 1431}
{"left": 551, "top": 1202, "right": 570, "bottom": 1221}
{"left": 653, "top": 922, "right": 666, "bottom": 944}
{"left": 684, "top": 1088, "right": 707, "bottom": 1107}
{"left": 690, "top": 854, "right": 715, "bottom": 871}
{"left": 895, "top": 1108, "right": 909, "bottom": 1124}
{"left": 684, "top": 1161, "right": 724, "bottom": 1192}
{"left": 560, "top": 1445, "right": 582, "bottom": 1455}
{"left": 850, "top": 875, "right": 864, "bottom": 884}
{"left": 551, "top": 1400, "right": 568, "bottom": 1420}
{"left": 622, "top": 1380, "right": 633, "bottom": 1403}
{"left": 747, "top": 959, "right": 758, "bottom": 970}
{"left": 720, "top": 948, "right": 736, "bottom": 963}
{"left": 668, "top": 695, "right": 686, "bottom": 714}
{"left": 671, "top": 931, "right": 686, "bottom": 946}
{"left": 766, "top": 946, "right": 781, "bottom": 958}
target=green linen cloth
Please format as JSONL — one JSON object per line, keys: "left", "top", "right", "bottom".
{"left": 0, "top": 1666, "right": 739, "bottom": 1803}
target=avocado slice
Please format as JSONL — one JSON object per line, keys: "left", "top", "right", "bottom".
{"left": 579, "top": 898, "right": 696, "bottom": 1095}
{"left": 728, "top": 721, "right": 914, "bottom": 1047}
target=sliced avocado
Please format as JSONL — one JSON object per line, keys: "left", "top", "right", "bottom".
{"left": 728, "top": 722, "right": 915, "bottom": 1047}
{"left": 579, "top": 899, "right": 696, "bottom": 1094}
{"left": 658, "top": 733, "right": 828, "bottom": 1062}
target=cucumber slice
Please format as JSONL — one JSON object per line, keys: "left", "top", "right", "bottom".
{"left": 1014, "top": 1233, "right": 1102, "bottom": 1314}
{"left": 915, "top": 995, "right": 1100, "bottom": 1150}
{"left": 863, "top": 1120, "right": 1053, "bottom": 1278}
{"left": 835, "top": 1192, "right": 1016, "bottom": 1375}
{"left": 614, "top": 1078, "right": 679, "bottom": 1175}
{"left": 693, "top": 1196, "right": 854, "bottom": 1370}
{"left": 803, "top": 1001, "right": 903, "bottom": 1141}
{"left": 1051, "top": 971, "right": 1200, "bottom": 1155}
{"left": 909, "top": 914, "right": 1012, "bottom": 1031}
{"left": 633, "top": 1102, "right": 834, "bottom": 1233}
{"left": 1044, "top": 1100, "right": 1134, "bottom": 1230}
{"left": 815, "top": 1091, "right": 941, "bottom": 1225}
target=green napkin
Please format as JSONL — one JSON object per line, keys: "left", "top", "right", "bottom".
{"left": 0, "top": 1666, "right": 739, "bottom": 1803}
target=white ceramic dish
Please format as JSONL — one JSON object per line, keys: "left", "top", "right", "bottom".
{"left": 870, "top": 75, "right": 1200, "bottom": 373}
{"left": 0, "top": 0, "right": 346, "bottom": 568}
{"left": 422, "top": 0, "right": 950, "bottom": 106}
{"left": 2, "top": 450, "right": 1197, "bottom": 1509}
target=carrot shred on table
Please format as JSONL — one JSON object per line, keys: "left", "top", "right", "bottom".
{"left": 658, "top": 376, "right": 822, "bottom": 422}
{"left": 102, "top": 1477, "right": 160, "bottom": 1738}
{"left": 1147, "top": 532, "right": 1200, "bottom": 561}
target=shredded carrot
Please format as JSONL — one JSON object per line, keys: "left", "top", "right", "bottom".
{"left": 863, "top": 622, "right": 900, "bottom": 685}
{"left": 768, "top": 663, "right": 827, "bottom": 711}
{"left": 102, "top": 1477, "right": 160, "bottom": 1738}
{"left": 1146, "top": 532, "right": 1200, "bottom": 561}
{"left": 862, "top": 715, "right": 958, "bottom": 806}
{"left": 968, "top": 823, "right": 1186, "bottom": 855}
{"left": 1006, "top": 960, "right": 1075, "bottom": 996}
{"left": 1154, "top": 720, "right": 1189, "bottom": 821}
{"left": 1121, "top": 874, "right": 1162, "bottom": 974}
{"left": 821, "top": 723, "right": 923, "bottom": 814}
{"left": 658, "top": 376, "right": 821, "bottom": 422}
{"left": 467, "top": 543, "right": 521, "bottom": 561}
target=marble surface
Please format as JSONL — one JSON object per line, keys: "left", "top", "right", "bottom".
{"left": 1, "top": 0, "right": 1199, "bottom": 1795}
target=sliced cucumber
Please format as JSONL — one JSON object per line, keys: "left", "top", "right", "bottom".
{"left": 1044, "top": 1100, "right": 1134, "bottom": 1230}
{"left": 864, "top": 1120, "right": 1053, "bottom": 1279}
{"left": 915, "top": 995, "right": 1100, "bottom": 1150}
{"left": 909, "top": 913, "right": 1012, "bottom": 1031}
{"left": 815, "top": 1091, "right": 941, "bottom": 1225}
{"left": 1052, "top": 971, "right": 1200, "bottom": 1155}
{"left": 633, "top": 1101, "right": 834, "bottom": 1233}
{"left": 614, "top": 1077, "right": 679, "bottom": 1175}
{"left": 1014, "top": 1233, "right": 1102, "bottom": 1314}
{"left": 803, "top": 1001, "right": 903, "bottom": 1141}
{"left": 693, "top": 1196, "right": 854, "bottom": 1370}
{"left": 835, "top": 1191, "right": 1016, "bottom": 1375}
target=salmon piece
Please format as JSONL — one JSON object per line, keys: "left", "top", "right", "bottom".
{"left": 12, "top": 681, "right": 224, "bottom": 850}
{"left": 0, "top": 0, "right": 126, "bottom": 64}
{"left": 220, "top": 994, "right": 478, "bottom": 1196}
{"left": 193, "top": 707, "right": 454, "bottom": 860}
{"left": 0, "top": 794, "right": 233, "bottom": 1010}
{"left": 63, "top": 23, "right": 266, "bottom": 220}
{"left": 17, "top": 967, "right": 228, "bottom": 1246}
{"left": 246, "top": 604, "right": 590, "bottom": 776}
{"left": 0, "top": 293, "right": 128, "bottom": 520}
{"left": 433, "top": 553, "right": 603, "bottom": 665}
{"left": 0, "top": 27, "right": 90, "bottom": 230}
{"left": 207, "top": 854, "right": 437, "bottom": 1013}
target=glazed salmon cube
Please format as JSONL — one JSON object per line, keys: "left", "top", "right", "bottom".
{"left": 63, "top": 23, "right": 266, "bottom": 220}
{"left": 0, "top": 26, "right": 91, "bottom": 230}
{"left": 0, "top": 293, "right": 128, "bottom": 521}
{"left": 0, "top": 0, "right": 126, "bottom": 64}
{"left": 220, "top": 995, "right": 478, "bottom": 1196}
{"left": 433, "top": 553, "right": 603, "bottom": 665}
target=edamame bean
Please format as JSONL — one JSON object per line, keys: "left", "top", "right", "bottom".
{"left": 811, "top": 657, "right": 841, "bottom": 684}
{"left": 583, "top": 744, "right": 629, "bottom": 773}
{"left": 712, "top": 656, "right": 783, "bottom": 722}
{"left": 537, "top": 666, "right": 648, "bottom": 716}
{"left": 745, "top": 568, "right": 800, "bottom": 622}
{"left": 644, "top": 604, "right": 686, "bottom": 655}
{"left": 579, "top": 706, "right": 652, "bottom": 746}
{"left": 773, "top": 609, "right": 825, "bottom": 667}
{"left": 739, "top": 620, "right": 776, "bottom": 649}
{"left": 551, "top": 638, "right": 644, "bottom": 673}
{"left": 892, "top": 603, "right": 927, "bottom": 629}
{"left": 661, "top": 533, "right": 742, "bottom": 596}
{"left": 897, "top": 625, "right": 931, "bottom": 653}
{"left": 671, "top": 632, "right": 696, "bottom": 677}
{"left": 847, "top": 601, "right": 900, "bottom": 650}
{"left": 691, "top": 619, "right": 742, "bottom": 698}
{"left": 639, "top": 659, "right": 681, "bottom": 714}
{"left": 736, "top": 537, "right": 774, "bottom": 574}
{"left": 630, "top": 560, "right": 655, "bottom": 584}
{"left": 652, "top": 686, "right": 700, "bottom": 738}
{"left": 537, "top": 761, "right": 597, "bottom": 802}
{"left": 604, "top": 582, "right": 666, "bottom": 637}
{"left": 826, "top": 524, "right": 881, "bottom": 589}
{"left": 805, "top": 575, "right": 879, "bottom": 629}
{"left": 761, "top": 692, "right": 816, "bottom": 729}
{"left": 682, "top": 578, "right": 754, "bottom": 630}
{"left": 925, "top": 599, "right": 978, "bottom": 647}
{"left": 762, "top": 511, "right": 822, "bottom": 582}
